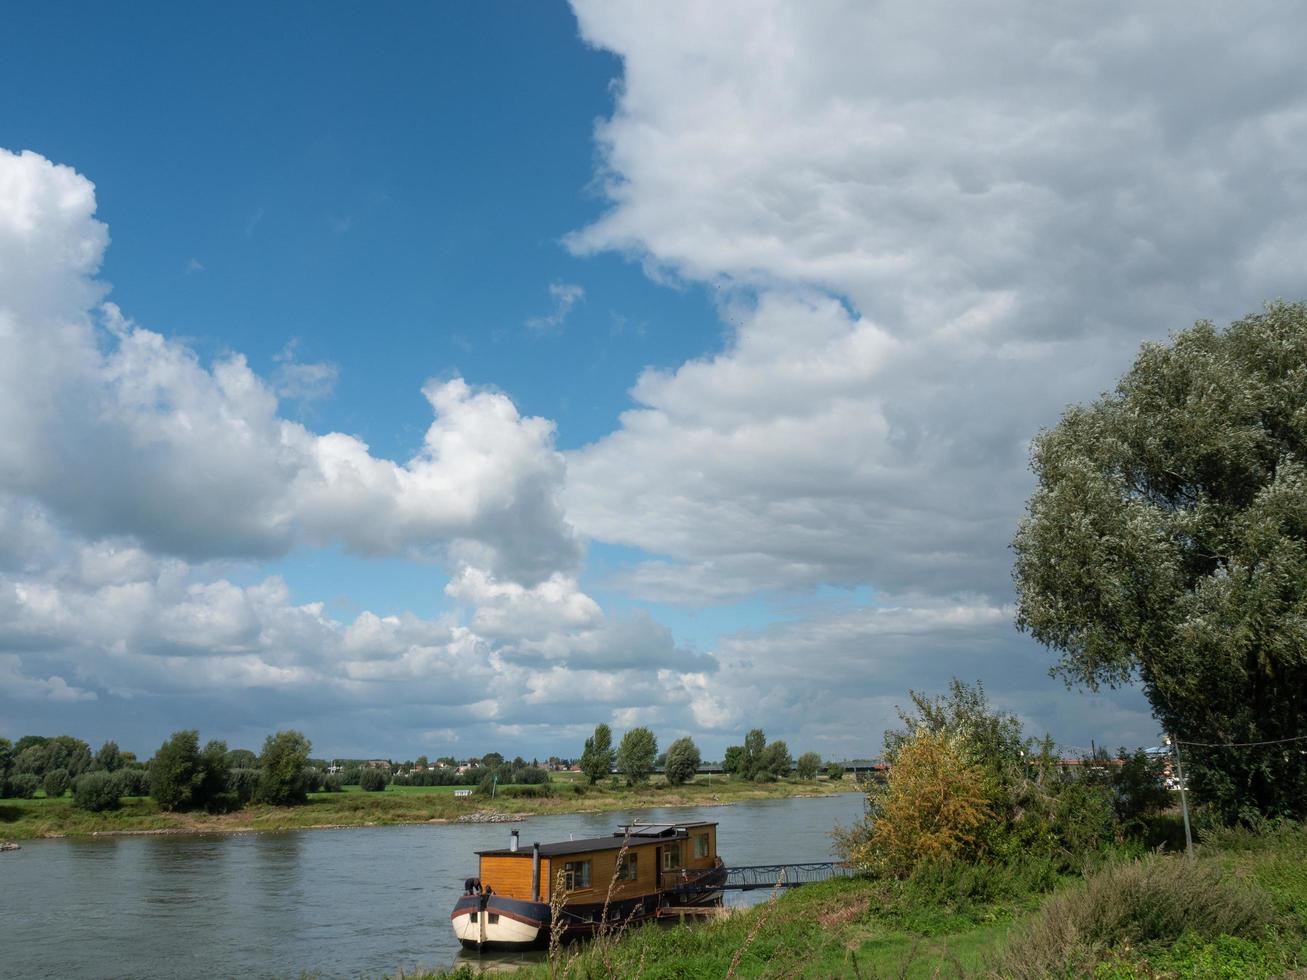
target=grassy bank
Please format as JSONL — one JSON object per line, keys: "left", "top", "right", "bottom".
{"left": 388, "top": 822, "right": 1307, "bottom": 979}
{"left": 0, "top": 774, "right": 851, "bottom": 840}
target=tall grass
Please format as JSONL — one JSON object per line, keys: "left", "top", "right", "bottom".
{"left": 998, "top": 855, "right": 1274, "bottom": 978}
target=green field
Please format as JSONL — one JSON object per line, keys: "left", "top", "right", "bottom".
{"left": 0, "top": 774, "right": 850, "bottom": 840}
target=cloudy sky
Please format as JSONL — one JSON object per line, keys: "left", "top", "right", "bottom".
{"left": 3, "top": 2, "right": 1305, "bottom": 760}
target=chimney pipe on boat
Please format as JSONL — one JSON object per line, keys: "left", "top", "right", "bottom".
{"left": 531, "top": 842, "right": 541, "bottom": 901}
{"left": 510, "top": 829, "right": 519, "bottom": 852}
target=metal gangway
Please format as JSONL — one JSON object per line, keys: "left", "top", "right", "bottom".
{"left": 673, "top": 862, "right": 853, "bottom": 896}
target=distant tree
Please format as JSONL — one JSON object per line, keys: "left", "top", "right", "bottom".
{"left": 826, "top": 761, "right": 845, "bottom": 781}
{"left": 580, "top": 724, "right": 615, "bottom": 785}
{"left": 74, "top": 771, "right": 121, "bottom": 812}
{"left": 197, "top": 740, "right": 238, "bottom": 813}
{"left": 796, "top": 752, "right": 822, "bottom": 781}
{"left": 760, "top": 740, "right": 792, "bottom": 778}
{"left": 617, "top": 728, "right": 658, "bottom": 785}
{"left": 43, "top": 768, "right": 70, "bottom": 799}
{"left": 15, "top": 735, "right": 46, "bottom": 755}
{"left": 322, "top": 773, "right": 344, "bottom": 792}
{"left": 94, "top": 740, "right": 124, "bottom": 772}
{"left": 414, "top": 755, "right": 428, "bottom": 770}
{"left": 149, "top": 731, "right": 205, "bottom": 811}
{"left": 224, "top": 748, "right": 258, "bottom": 769}
{"left": 1112, "top": 749, "right": 1172, "bottom": 827}
{"left": 256, "top": 730, "right": 312, "bottom": 806}
{"left": 359, "top": 768, "right": 388, "bottom": 792}
{"left": 14, "top": 735, "right": 92, "bottom": 778}
{"left": 6, "top": 773, "right": 40, "bottom": 799}
{"left": 228, "top": 768, "right": 260, "bottom": 804}
{"left": 114, "top": 768, "right": 151, "bottom": 797}
{"left": 0, "top": 737, "right": 14, "bottom": 780}
{"left": 743, "top": 729, "right": 767, "bottom": 779}
{"left": 664, "top": 737, "right": 701, "bottom": 786}
{"left": 481, "top": 752, "right": 505, "bottom": 769}
{"left": 722, "top": 745, "right": 745, "bottom": 778}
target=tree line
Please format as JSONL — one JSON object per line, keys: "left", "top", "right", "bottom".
{"left": 577, "top": 724, "right": 832, "bottom": 786}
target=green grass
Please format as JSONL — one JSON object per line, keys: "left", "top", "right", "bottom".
{"left": 0, "top": 774, "right": 851, "bottom": 840}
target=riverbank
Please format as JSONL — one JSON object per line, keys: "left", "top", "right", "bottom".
{"left": 0, "top": 775, "right": 853, "bottom": 840}
{"left": 398, "top": 821, "right": 1307, "bottom": 978}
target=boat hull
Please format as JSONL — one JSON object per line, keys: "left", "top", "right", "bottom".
{"left": 451, "top": 869, "right": 727, "bottom": 951}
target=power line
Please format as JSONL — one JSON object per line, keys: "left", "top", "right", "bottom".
{"left": 1176, "top": 733, "right": 1307, "bottom": 749}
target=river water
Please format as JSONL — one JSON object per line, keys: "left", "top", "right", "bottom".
{"left": 1, "top": 792, "right": 866, "bottom": 979}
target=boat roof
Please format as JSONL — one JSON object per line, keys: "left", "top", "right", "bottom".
{"left": 476, "top": 821, "right": 717, "bottom": 858}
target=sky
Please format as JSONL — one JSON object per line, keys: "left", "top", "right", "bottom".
{"left": 3, "top": 1, "right": 1306, "bottom": 761}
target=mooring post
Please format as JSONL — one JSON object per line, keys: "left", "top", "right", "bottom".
{"left": 531, "top": 841, "right": 541, "bottom": 901}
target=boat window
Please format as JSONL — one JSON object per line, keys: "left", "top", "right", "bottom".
{"left": 617, "top": 853, "right": 638, "bottom": 881}
{"left": 563, "top": 859, "right": 592, "bottom": 890}
{"left": 488, "top": 913, "right": 499, "bottom": 924}
{"left": 470, "top": 911, "right": 478, "bottom": 923}
{"left": 662, "top": 844, "right": 681, "bottom": 870}
{"left": 695, "top": 833, "right": 710, "bottom": 859}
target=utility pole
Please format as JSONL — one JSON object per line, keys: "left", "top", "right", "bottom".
{"left": 1169, "top": 734, "right": 1194, "bottom": 859}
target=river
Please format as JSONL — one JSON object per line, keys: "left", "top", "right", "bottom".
{"left": 1, "top": 792, "right": 867, "bottom": 979}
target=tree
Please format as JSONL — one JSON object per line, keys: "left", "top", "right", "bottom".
{"left": 0, "top": 738, "right": 13, "bottom": 780}
{"left": 760, "top": 740, "right": 792, "bottom": 778}
{"left": 722, "top": 745, "right": 745, "bottom": 777}
{"left": 616, "top": 727, "right": 658, "bottom": 785}
{"left": 14, "top": 735, "right": 92, "bottom": 778}
{"left": 149, "top": 731, "right": 205, "bottom": 811}
{"left": 359, "top": 768, "right": 388, "bottom": 792}
{"left": 481, "top": 752, "right": 505, "bottom": 769}
{"left": 580, "top": 724, "right": 615, "bottom": 785}
{"left": 664, "top": 737, "right": 701, "bottom": 786}
{"left": 256, "top": 730, "right": 312, "bottom": 806}
{"left": 796, "top": 752, "right": 822, "bottom": 780}
{"left": 6, "top": 773, "right": 40, "bottom": 799}
{"left": 94, "top": 740, "right": 123, "bottom": 772}
{"left": 43, "top": 768, "right": 70, "bottom": 799}
{"left": 826, "top": 761, "right": 844, "bottom": 780}
{"left": 197, "top": 740, "right": 236, "bottom": 812}
{"left": 1013, "top": 303, "right": 1307, "bottom": 820}
{"left": 743, "top": 729, "right": 766, "bottom": 779}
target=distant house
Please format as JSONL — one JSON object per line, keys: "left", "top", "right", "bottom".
{"left": 365, "top": 760, "right": 391, "bottom": 770}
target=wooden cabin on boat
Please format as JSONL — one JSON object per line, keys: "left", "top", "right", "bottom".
{"left": 450, "top": 821, "right": 724, "bottom": 950}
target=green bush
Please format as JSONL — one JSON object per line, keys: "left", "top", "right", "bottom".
{"left": 73, "top": 771, "right": 122, "bottom": 811}
{"left": 322, "top": 773, "right": 344, "bottom": 792}
{"left": 5, "top": 773, "right": 40, "bottom": 799}
{"left": 359, "top": 768, "right": 388, "bottom": 792}
{"left": 112, "top": 767, "right": 149, "bottom": 797}
{"left": 43, "top": 767, "right": 70, "bottom": 799}
{"left": 752, "top": 771, "right": 776, "bottom": 783}
{"left": 999, "top": 856, "right": 1274, "bottom": 978}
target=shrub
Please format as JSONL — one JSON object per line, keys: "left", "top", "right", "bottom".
{"left": 6, "top": 773, "right": 40, "bottom": 799}
{"left": 835, "top": 730, "right": 991, "bottom": 877}
{"left": 999, "top": 856, "right": 1274, "bottom": 979}
{"left": 322, "top": 773, "right": 344, "bottom": 793}
{"left": 826, "top": 762, "right": 844, "bottom": 780}
{"left": 73, "top": 770, "right": 122, "bottom": 812}
{"left": 359, "top": 768, "right": 388, "bottom": 792}
{"left": 43, "top": 768, "right": 70, "bottom": 799}
{"left": 751, "top": 771, "right": 775, "bottom": 783}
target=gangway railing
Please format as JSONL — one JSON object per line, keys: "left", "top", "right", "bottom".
{"left": 672, "top": 862, "right": 853, "bottom": 895}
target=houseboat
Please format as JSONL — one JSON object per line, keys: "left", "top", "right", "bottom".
{"left": 451, "top": 821, "right": 726, "bottom": 950}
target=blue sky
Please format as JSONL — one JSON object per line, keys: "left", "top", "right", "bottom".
{"left": 4, "top": 1, "right": 1305, "bottom": 760}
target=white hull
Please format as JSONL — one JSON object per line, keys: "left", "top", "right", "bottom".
{"left": 451, "top": 909, "right": 542, "bottom": 948}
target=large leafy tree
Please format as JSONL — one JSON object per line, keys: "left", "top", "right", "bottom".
{"left": 580, "top": 724, "right": 615, "bottom": 785}
{"left": 256, "top": 730, "right": 312, "bottom": 806}
{"left": 616, "top": 727, "right": 658, "bottom": 785}
{"left": 1013, "top": 303, "right": 1307, "bottom": 819}
{"left": 664, "top": 736, "right": 701, "bottom": 785}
